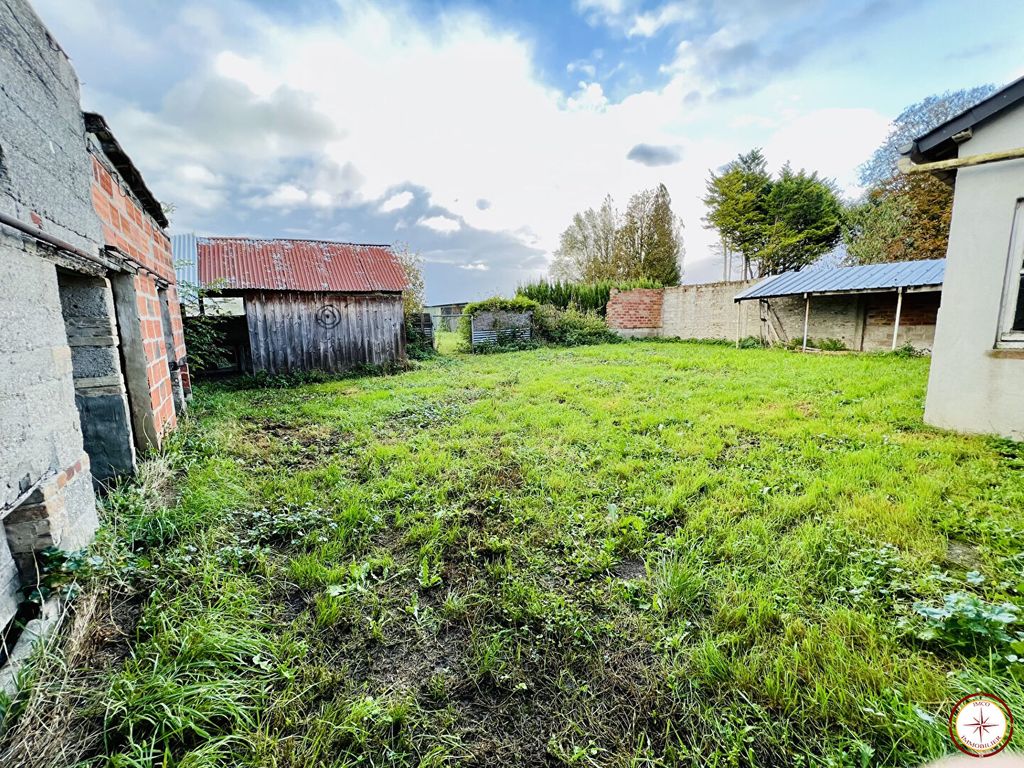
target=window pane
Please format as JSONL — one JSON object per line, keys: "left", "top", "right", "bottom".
{"left": 1015, "top": 275, "right": 1024, "bottom": 331}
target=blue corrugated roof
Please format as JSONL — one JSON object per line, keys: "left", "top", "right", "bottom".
{"left": 733, "top": 259, "right": 945, "bottom": 301}
{"left": 171, "top": 233, "right": 199, "bottom": 287}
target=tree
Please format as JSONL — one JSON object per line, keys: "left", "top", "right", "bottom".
{"left": 702, "top": 149, "right": 771, "bottom": 277}
{"left": 843, "top": 173, "right": 953, "bottom": 264}
{"left": 859, "top": 85, "right": 997, "bottom": 187}
{"left": 759, "top": 165, "right": 842, "bottom": 274}
{"left": 551, "top": 196, "right": 620, "bottom": 282}
{"left": 845, "top": 85, "right": 993, "bottom": 265}
{"left": 393, "top": 244, "right": 425, "bottom": 316}
{"left": 551, "top": 187, "right": 683, "bottom": 285}
{"left": 647, "top": 184, "right": 684, "bottom": 285}
{"left": 703, "top": 150, "right": 841, "bottom": 276}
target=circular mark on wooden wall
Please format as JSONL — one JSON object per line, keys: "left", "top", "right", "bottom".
{"left": 316, "top": 304, "right": 341, "bottom": 329}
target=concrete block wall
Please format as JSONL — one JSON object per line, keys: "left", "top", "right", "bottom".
{"left": 660, "top": 281, "right": 762, "bottom": 339}
{"left": 57, "top": 271, "right": 136, "bottom": 481}
{"left": 862, "top": 292, "right": 939, "bottom": 351}
{"left": 1, "top": 0, "right": 103, "bottom": 629}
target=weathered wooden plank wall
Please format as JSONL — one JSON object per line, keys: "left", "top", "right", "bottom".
{"left": 244, "top": 291, "right": 405, "bottom": 374}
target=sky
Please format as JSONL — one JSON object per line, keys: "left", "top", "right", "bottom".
{"left": 33, "top": 0, "right": 1024, "bottom": 304}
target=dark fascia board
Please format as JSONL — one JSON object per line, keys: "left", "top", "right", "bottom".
{"left": 83, "top": 112, "right": 169, "bottom": 228}
{"left": 903, "top": 76, "right": 1024, "bottom": 164}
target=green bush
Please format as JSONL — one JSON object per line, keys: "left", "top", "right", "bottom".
{"left": 517, "top": 279, "right": 661, "bottom": 316}
{"left": 817, "top": 337, "right": 848, "bottom": 351}
{"left": 457, "top": 296, "right": 618, "bottom": 351}
{"left": 532, "top": 304, "right": 619, "bottom": 347}
{"left": 405, "top": 318, "right": 437, "bottom": 360}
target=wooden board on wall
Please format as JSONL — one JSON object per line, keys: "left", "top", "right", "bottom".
{"left": 245, "top": 291, "right": 405, "bottom": 374}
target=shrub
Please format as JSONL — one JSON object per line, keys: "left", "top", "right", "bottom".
{"left": 532, "top": 304, "right": 619, "bottom": 347}
{"left": 816, "top": 337, "right": 847, "bottom": 351}
{"left": 737, "top": 335, "right": 766, "bottom": 349}
{"left": 517, "top": 279, "right": 661, "bottom": 316}
{"left": 405, "top": 318, "right": 436, "bottom": 360}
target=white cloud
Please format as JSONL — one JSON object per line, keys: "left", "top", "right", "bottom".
{"left": 259, "top": 183, "right": 309, "bottom": 207}
{"left": 628, "top": 3, "right": 694, "bottom": 37}
{"left": 419, "top": 215, "right": 461, "bottom": 233}
{"left": 37, "top": 0, "right": 902, "bottom": 294}
{"left": 379, "top": 191, "right": 414, "bottom": 212}
{"left": 762, "top": 108, "right": 890, "bottom": 196}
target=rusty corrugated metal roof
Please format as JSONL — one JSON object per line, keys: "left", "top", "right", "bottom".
{"left": 197, "top": 237, "right": 406, "bottom": 293}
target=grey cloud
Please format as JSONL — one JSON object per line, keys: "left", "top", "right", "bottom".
{"left": 627, "top": 143, "right": 682, "bottom": 166}
{"left": 163, "top": 77, "right": 339, "bottom": 153}
{"left": 475, "top": 198, "right": 491, "bottom": 210}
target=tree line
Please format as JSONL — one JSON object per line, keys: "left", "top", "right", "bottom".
{"left": 551, "top": 183, "right": 684, "bottom": 286}
{"left": 552, "top": 84, "right": 992, "bottom": 286}
{"left": 702, "top": 84, "right": 995, "bottom": 277}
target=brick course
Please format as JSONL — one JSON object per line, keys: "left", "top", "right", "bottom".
{"left": 89, "top": 154, "right": 189, "bottom": 442}
{"left": 606, "top": 289, "right": 664, "bottom": 337}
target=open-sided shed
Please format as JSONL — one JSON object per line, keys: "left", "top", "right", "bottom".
{"left": 733, "top": 259, "right": 945, "bottom": 351}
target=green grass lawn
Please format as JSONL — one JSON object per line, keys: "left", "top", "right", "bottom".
{"left": 5, "top": 341, "right": 1023, "bottom": 767}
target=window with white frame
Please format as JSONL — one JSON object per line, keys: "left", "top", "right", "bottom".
{"left": 1000, "top": 198, "right": 1024, "bottom": 343}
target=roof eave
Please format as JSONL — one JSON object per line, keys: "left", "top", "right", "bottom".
{"left": 83, "top": 112, "right": 169, "bottom": 228}
{"left": 903, "top": 76, "right": 1024, "bottom": 165}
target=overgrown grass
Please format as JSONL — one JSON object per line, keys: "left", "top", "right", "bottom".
{"left": 3, "top": 340, "right": 1024, "bottom": 766}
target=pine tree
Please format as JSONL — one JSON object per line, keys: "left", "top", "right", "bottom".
{"left": 646, "top": 184, "right": 683, "bottom": 285}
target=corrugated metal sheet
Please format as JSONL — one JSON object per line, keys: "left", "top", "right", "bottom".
{"left": 733, "top": 259, "right": 945, "bottom": 301}
{"left": 171, "top": 233, "right": 199, "bottom": 286}
{"left": 198, "top": 237, "right": 406, "bottom": 293}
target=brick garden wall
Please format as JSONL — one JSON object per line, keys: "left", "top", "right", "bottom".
{"left": 90, "top": 155, "right": 189, "bottom": 442}
{"left": 606, "top": 288, "right": 664, "bottom": 337}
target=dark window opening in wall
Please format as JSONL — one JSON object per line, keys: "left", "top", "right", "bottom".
{"left": 1013, "top": 275, "right": 1024, "bottom": 332}
{"left": 1002, "top": 199, "right": 1024, "bottom": 339}
{"left": 56, "top": 269, "right": 136, "bottom": 484}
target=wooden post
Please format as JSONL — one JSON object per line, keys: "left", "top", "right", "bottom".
{"left": 735, "top": 301, "right": 741, "bottom": 347}
{"left": 802, "top": 293, "right": 810, "bottom": 351}
{"left": 898, "top": 146, "right": 1024, "bottom": 175}
{"left": 891, "top": 287, "right": 904, "bottom": 351}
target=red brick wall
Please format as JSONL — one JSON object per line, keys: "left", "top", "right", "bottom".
{"left": 90, "top": 155, "right": 188, "bottom": 444}
{"left": 606, "top": 288, "right": 664, "bottom": 329}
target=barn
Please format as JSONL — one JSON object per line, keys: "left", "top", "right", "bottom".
{"left": 173, "top": 236, "right": 407, "bottom": 374}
